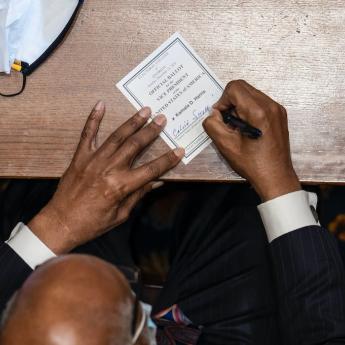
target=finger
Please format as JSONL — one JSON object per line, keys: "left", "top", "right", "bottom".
{"left": 115, "top": 181, "right": 164, "bottom": 224}
{"left": 214, "top": 80, "right": 272, "bottom": 127}
{"left": 203, "top": 109, "right": 241, "bottom": 154}
{"left": 97, "top": 107, "right": 152, "bottom": 158}
{"left": 74, "top": 100, "right": 105, "bottom": 164}
{"left": 213, "top": 80, "right": 264, "bottom": 122}
{"left": 125, "top": 148, "right": 184, "bottom": 194}
{"left": 213, "top": 80, "right": 252, "bottom": 111}
{"left": 241, "top": 82, "right": 287, "bottom": 119}
{"left": 220, "top": 80, "right": 283, "bottom": 115}
{"left": 115, "top": 114, "right": 167, "bottom": 166}
{"left": 234, "top": 81, "right": 286, "bottom": 125}
{"left": 239, "top": 80, "right": 277, "bottom": 104}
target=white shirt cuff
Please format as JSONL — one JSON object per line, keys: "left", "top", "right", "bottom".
{"left": 258, "top": 190, "right": 319, "bottom": 243}
{"left": 5, "top": 222, "right": 56, "bottom": 269}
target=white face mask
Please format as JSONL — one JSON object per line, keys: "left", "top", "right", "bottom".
{"left": 132, "top": 302, "right": 157, "bottom": 345}
{"left": 0, "top": 0, "right": 83, "bottom": 96}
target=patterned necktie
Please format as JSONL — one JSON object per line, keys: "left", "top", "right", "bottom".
{"left": 154, "top": 305, "right": 201, "bottom": 345}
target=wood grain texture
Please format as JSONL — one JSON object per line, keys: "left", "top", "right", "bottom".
{"left": 1, "top": 0, "right": 345, "bottom": 182}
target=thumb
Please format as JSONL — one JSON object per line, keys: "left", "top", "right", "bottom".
{"left": 203, "top": 109, "right": 241, "bottom": 154}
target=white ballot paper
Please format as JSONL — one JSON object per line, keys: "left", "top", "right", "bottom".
{"left": 117, "top": 32, "right": 224, "bottom": 164}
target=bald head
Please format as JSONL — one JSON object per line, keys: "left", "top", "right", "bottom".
{"left": 0, "top": 255, "right": 134, "bottom": 345}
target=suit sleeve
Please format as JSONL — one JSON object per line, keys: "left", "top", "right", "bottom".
{"left": 0, "top": 242, "right": 32, "bottom": 313}
{"left": 270, "top": 226, "right": 345, "bottom": 344}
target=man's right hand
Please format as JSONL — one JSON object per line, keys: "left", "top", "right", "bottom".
{"left": 28, "top": 101, "right": 184, "bottom": 254}
{"left": 203, "top": 80, "right": 301, "bottom": 202}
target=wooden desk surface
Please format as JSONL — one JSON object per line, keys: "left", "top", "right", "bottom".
{"left": 1, "top": 0, "right": 345, "bottom": 182}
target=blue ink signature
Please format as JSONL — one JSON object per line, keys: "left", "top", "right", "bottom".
{"left": 192, "top": 105, "right": 211, "bottom": 121}
{"left": 172, "top": 105, "right": 212, "bottom": 139}
{"left": 173, "top": 119, "right": 190, "bottom": 138}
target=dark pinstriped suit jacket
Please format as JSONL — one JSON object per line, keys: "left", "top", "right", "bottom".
{"left": 1, "top": 225, "right": 345, "bottom": 344}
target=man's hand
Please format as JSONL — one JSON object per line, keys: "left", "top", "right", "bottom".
{"left": 28, "top": 101, "right": 184, "bottom": 254}
{"left": 203, "top": 80, "right": 301, "bottom": 202}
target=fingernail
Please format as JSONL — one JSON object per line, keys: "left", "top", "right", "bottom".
{"left": 153, "top": 114, "right": 167, "bottom": 126}
{"left": 95, "top": 100, "right": 105, "bottom": 111}
{"left": 152, "top": 181, "right": 164, "bottom": 190}
{"left": 139, "top": 107, "right": 152, "bottom": 118}
{"left": 173, "top": 147, "right": 185, "bottom": 158}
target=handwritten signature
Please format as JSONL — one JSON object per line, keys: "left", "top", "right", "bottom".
{"left": 172, "top": 105, "right": 212, "bottom": 139}
{"left": 192, "top": 105, "right": 211, "bottom": 121}
{"left": 173, "top": 120, "right": 190, "bottom": 138}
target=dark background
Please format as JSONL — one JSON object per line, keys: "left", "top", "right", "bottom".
{"left": 1, "top": 180, "right": 345, "bottom": 284}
